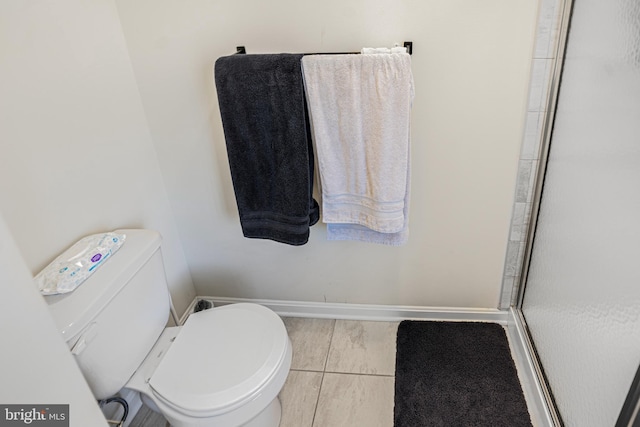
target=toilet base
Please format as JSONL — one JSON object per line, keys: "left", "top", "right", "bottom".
{"left": 243, "top": 396, "right": 281, "bottom": 427}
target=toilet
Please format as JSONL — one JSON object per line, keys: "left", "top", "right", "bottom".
{"left": 43, "top": 229, "right": 292, "bottom": 427}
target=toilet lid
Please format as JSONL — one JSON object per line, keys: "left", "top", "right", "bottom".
{"left": 148, "top": 303, "right": 289, "bottom": 416}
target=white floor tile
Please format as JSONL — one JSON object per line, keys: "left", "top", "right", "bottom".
{"left": 279, "top": 370, "right": 323, "bottom": 427}
{"left": 282, "top": 317, "right": 335, "bottom": 371}
{"left": 326, "top": 320, "right": 398, "bottom": 375}
{"left": 313, "top": 373, "right": 395, "bottom": 427}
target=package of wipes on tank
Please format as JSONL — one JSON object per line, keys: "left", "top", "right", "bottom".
{"left": 35, "top": 232, "right": 126, "bottom": 295}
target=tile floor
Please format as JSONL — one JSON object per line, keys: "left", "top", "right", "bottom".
{"left": 280, "top": 318, "right": 398, "bottom": 427}
{"left": 130, "top": 318, "right": 399, "bottom": 427}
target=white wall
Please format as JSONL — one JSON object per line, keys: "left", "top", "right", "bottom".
{"left": 0, "top": 213, "right": 107, "bottom": 426}
{"left": 115, "top": 0, "right": 538, "bottom": 308}
{"left": 0, "top": 0, "right": 195, "bottom": 314}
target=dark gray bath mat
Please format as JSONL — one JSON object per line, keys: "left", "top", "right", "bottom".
{"left": 394, "top": 321, "right": 532, "bottom": 427}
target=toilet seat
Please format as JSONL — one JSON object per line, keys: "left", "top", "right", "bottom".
{"left": 148, "top": 303, "right": 289, "bottom": 418}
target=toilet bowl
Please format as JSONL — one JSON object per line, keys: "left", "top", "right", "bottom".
{"left": 126, "top": 303, "right": 292, "bottom": 427}
{"left": 42, "top": 229, "right": 291, "bottom": 427}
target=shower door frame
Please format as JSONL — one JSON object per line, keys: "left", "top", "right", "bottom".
{"left": 511, "top": 0, "right": 573, "bottom": 427}
{"left": 510, "top": 0, "right": 640, "bottom": 426}
{"left": 509, "top": 1, "right": 573, "bottom": 424}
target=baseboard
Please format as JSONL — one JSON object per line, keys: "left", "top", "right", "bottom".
{"left": 179, "top": 297, "right": 200, "bottom": 325}
{"left": 506, "top": 307, "right": 555, "bottom": 427}
{"left": 185, "top": 296, "right": 508, "bottom": 324}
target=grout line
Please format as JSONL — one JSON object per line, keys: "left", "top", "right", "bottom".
{"left": 290, "top": 368, "right": 325, "bottom": 373}
{"left": 311, "top": 319, "right": 337, "bottom": 427}
{"left": 323, "top": 371, "right": 395, "bottom": 378}
{"left": 292, "top": 367, "right": 396, "bottom": 377}
{"left": 293, "top": 366, "right": 395, "bottom": 378}
{"left": 322, "top": 319, "right": 337, "bottom": 372}
{"left": 310, "top": 372, "right": 325, "bottom": 427}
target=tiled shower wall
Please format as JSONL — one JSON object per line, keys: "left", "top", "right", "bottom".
{"left": 499, "top": 0, "right": 566, "bottom": 309}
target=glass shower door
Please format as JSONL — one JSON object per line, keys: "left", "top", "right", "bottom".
{"left": 520, "top": 0, "right": 640, "bottom": 426}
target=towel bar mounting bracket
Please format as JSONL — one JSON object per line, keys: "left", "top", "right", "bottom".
{"left": 403, "top": 41, "right": 413, "bottom": 55}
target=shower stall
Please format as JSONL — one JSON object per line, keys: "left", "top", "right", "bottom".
{"left": 511, "top": 0, "right": 640, "bottom": 425}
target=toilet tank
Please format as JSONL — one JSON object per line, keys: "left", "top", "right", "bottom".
{"left": 43, "top": 229, "right": 171, "bottom": 399}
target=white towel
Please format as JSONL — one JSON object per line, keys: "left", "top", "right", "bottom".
{"left": 302, "top": 53, "right": 414, "bottom": 245}
{"left": 361, "top": 46, "right": 407, "bottom": 54}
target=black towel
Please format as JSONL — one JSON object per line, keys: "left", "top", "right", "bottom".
{"left": 214, "top": 54, "right": 319, "bottom": 245}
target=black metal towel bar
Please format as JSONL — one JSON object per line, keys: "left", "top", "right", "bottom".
{"left": 235, "top": 41, "right": 413, "bottom": 56}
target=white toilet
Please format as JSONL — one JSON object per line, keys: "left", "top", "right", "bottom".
{"left": 43, "top": 229, "right": 292, "bottom": 427}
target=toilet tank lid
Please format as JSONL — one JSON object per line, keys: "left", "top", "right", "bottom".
{"left": 42, "top": 229, "right": 162, "bottom": 341}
